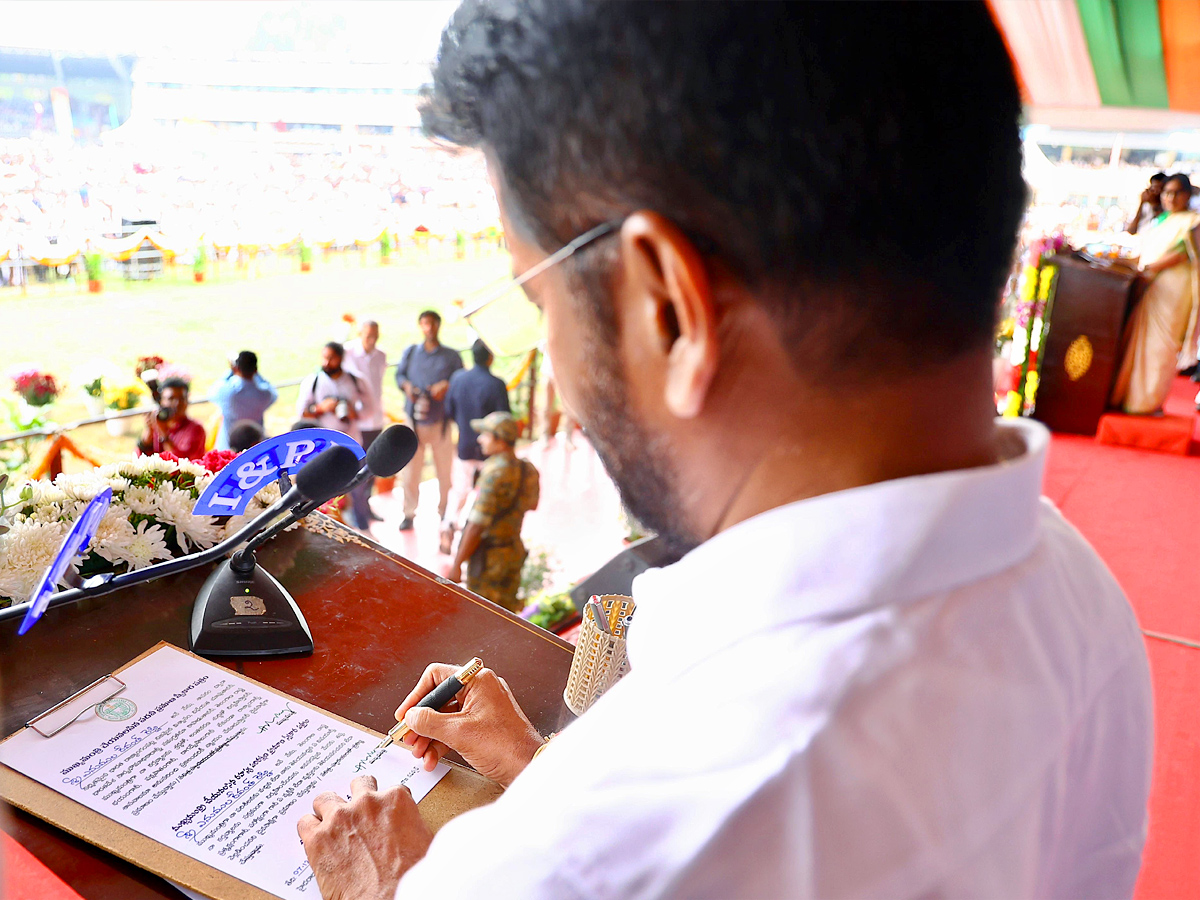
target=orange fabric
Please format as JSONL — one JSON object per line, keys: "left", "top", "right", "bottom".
{"left": 1160, "top": 0, "right": 1200, "bottom": 111}
{"left": 1096, "top": 412, "right": 1194, "bottom": 455}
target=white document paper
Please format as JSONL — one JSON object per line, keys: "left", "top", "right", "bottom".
{"left": 0, "top": 645, "right": 449, "bottom": 899}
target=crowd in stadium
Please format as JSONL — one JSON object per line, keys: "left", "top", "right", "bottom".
{"left": 0, "top": 132, "right": 493, "bottom": 252}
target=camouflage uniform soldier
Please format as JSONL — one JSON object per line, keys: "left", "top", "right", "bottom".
{"left": 447, "top": 412, "right": 540, "bottom": 611}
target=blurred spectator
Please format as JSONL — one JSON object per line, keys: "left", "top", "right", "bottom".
{"left": 213, "top": 350, "right": 277, "bottom": 450}
{"left": 394, "top": 310, "right": 463, "bottom": 531}
{"left": 442, "top": 339, "right": 510, "bottom": 553}
{"left": 344, "top": 319, "right": 388, "bottom": 523}
{"left": 446, "top": 412, "right": 539, "bottom": 612}
{"left": 136, "top": 377, "right": 206, "bottom": 460}
{"left": 228, "top": 419, "right": 267, "bottom": 452}
{"left": 296, "top": 342, "right": 370, "bottom": 528}
{"left": 1127, "top": 173, "right": 1166, "bottom": 235}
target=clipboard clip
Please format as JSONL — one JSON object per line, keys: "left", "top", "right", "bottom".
{"left": 26, "top": 674, "right": 127, "bottom": 738}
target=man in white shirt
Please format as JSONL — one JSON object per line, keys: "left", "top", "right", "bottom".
{"left": 343, "top": 320, "right": 388, "bottom": 442}
{"left": 297, "top": 3, "right": 1154, "bottom": 898}
{"left": 344, "top": 320, "right": 389, "bottom": 523}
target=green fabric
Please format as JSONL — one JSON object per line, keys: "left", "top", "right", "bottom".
{"left": 1075, "top": 0, "right": 1170, "bottom": 109}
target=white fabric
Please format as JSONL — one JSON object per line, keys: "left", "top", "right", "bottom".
{"left": 343, "top": 340, "right": 388, "bottom": 430}
{"left": 398, "top": 418, "right": 1153, "bottom": 899}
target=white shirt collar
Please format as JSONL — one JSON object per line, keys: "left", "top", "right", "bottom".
{"left": 628, "top": 418, "right": 1049, "bottom": 682}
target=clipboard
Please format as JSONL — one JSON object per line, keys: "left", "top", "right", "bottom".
{"left": 0, "top": 642, "right": 504, "bottom": 900}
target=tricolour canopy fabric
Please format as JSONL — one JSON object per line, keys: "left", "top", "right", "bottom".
{"left": 989, "top": 0, "right": 1200, "bottom": 113}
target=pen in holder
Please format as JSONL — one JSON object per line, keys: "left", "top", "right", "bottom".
{"left": 563, "top": 594, "right": 635, "bottom": 716}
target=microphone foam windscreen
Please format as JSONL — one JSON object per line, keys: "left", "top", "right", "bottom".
{"left": 367, "top": 425, "right": 419, "bottom": 477}
{"left": 294, "top": 444, "right": 363, "bottom": 504}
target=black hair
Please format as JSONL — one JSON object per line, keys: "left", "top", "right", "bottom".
{"left": 1165, "top": 173, "right": 1193, "bottom": 195}
{"left": 422, "top": 1, "right": 1026, "bottom": 375}
{"left": 160, "top": 377, "right": 189, "bottom": 395}
{"left": 228, "top": 419, "right": 266, "bottom": 452}
{"left": 418, "top": 310, "right": 442, "bottom": 325}
{"left": 471, "top": 338, "right": 493, "bottom": 367}
{"left": 1151, "top": 172, "right": 1169, "bottom": 183}
{"left": 235, "top": 350, "right": 258, "bottom": 376}
{"left": 324, "top": 341, "right": 344, "bottom": 358}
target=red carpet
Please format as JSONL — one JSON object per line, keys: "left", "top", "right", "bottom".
{"left": 1043, "top": 376, "right": 1200, "bottom": 898}
{"left": 1, "top": 831, "right": 84, "bottom": 900}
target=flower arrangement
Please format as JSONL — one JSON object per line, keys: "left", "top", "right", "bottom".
{"left": 135, "top": 356, "right": 165, "bottom": 380}
{"left": 0, "top": 454, "right": 283, "bottom": 608}
{"left": 104, "top": 379, "right": 148, "bottom": 412}
{"left": 11, "top": 369, "right": 59, "bottom": 407}
{"left": 1001, "top": 232, "right": 1068, "bottom": 417}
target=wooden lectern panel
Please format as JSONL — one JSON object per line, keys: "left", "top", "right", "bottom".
{"left": 1033, "top": 256, "right": 1139, "bottom": 436}
{"left": 0, "top": 517, "right": 576, "bottom": 899}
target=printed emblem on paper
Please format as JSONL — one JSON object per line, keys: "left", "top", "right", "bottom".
{"left": 95, "top": 697, "right": 137, "bottom": 722}
{"left": 1064, "top": 335, "right": 1093, "bottom": 382}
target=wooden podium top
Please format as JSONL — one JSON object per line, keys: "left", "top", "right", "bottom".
{"left": 0, "top": 517, "right": 576, "bottom": 899}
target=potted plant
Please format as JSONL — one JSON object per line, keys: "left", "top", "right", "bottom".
{"left": 80, "top": 374, "right": 105, "bottom": 418}
{"left": 299, "top": 241, "right": 313, "bottom": 272}
{"left": 103, "top": 379, "right": 148, "bottom": 437}
{"left": 11, "top": 369, "right": 59, "bottom": 408}
{"left": 84, "top": 252, "right": 103, "bottom": 293}
{"left": 193, "top": 245, "right": 207, "bottom": 283}
{"left": 379, "top": 230, "right": 392, "bottom": 265}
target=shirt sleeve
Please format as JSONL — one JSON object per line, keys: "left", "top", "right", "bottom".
{"left": 261, "top": 376, "right": 278, "bottom": 406}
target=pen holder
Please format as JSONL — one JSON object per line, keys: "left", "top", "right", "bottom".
{"left": 563, "top": 594, "right": 635, "bottom": 716}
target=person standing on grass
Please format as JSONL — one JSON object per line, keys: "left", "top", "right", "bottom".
{"left": 344, "top": 319, "right": 389, "bottom": 522}
{"left": 441, "top": 339, "right": 511, "bottom": 553}
{"left": 394, "top": 310, "right": 463, "bottom": 531}
{"left": 213, "top": 350, "right": 277, "bottom": 451}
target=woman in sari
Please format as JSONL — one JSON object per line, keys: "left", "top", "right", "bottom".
{"left": 1111, "top": 174, "right": 1200, "bottom": 414}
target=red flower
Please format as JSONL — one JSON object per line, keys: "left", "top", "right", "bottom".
{"left": 198, "top": 449, "right": 238, "bottom": 474}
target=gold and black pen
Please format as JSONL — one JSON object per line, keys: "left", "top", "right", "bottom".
{"left": 376, "top": 657, "right": 484, "bottom": 751}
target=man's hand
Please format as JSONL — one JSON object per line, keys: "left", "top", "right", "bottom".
{"left": 297, "top": 774, "right": 433, "bottom": 900}
{"left": 429, "top": 380, "right": 450, "bottom": 401}
{"left": 443, "top": 561, "right": 463, "bottom": 583}
{"left": 397, "top": 663, "right": 544, "bottom": 788}
{"left": 147, "top": 413, "right": 167, "bottom": 439}
{"left": 315, "top": 397, "right": 338, "bottom": 414}
{"left": 401, "top": 381, "right": 417, "bottom": 402}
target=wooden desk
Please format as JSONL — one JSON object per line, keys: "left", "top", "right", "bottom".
{"left": 1, "top": 518, "right": 576, "bottom": 899}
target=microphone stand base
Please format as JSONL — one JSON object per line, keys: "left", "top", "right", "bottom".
{"left": 190, "top": 556, "right": 314, "bottom": 657}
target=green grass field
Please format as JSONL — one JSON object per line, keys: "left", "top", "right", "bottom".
{"left": 2, "top": 247, "right": 519, "bottom": 471}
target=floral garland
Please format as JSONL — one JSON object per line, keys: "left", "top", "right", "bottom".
{"left": 1002, "top": 232, "right": 1067, "bottom": 417}
{"left": 0, "top": 451, "right": 281, "bottom": 608}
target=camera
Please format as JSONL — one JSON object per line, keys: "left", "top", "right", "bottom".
{"left": 156, "top": 407, "right": 172, "bottom": 422}
{"left": 335, "top": 398, "right": 350, "bottom": 421}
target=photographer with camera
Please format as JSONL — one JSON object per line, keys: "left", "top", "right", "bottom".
{"left": 394, "top": 310, "right": 463, "bottom": 532}
{"left": 136, "top": 377, "right": 207, "bottom": 460}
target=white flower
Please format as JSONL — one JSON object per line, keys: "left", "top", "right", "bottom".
{"left": 94, "top": 518, "right": 170, "bottom": 570}
{"left": 156, "top": 485, "right": 222, "bottom": 550}
{"left": 120, "top": 485, "right": 161, "bottom": 518}
{"left": 22, "top": 479, "right": 67, "bottom": 509}
{"left": 54, "top": 474, "right": 104, "bottom": 503}
{"left": 103, "top": 474, "right": 132, "bottom": 494}
{"left": 0, "top": 518, "right": 75, "bottom": 603}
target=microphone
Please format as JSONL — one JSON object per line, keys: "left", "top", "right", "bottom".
{"left": 0, "top": 444, "right": 364, "bottom": 627}
{"left": 189, "top": 428, "right": 416, "bottom": 657}
{"left": 232, "top": 424, "right": 418, "bottom": 558}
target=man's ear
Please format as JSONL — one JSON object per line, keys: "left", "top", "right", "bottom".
{"left": 618, "top": 212, "right": 718, "bottom": 419}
